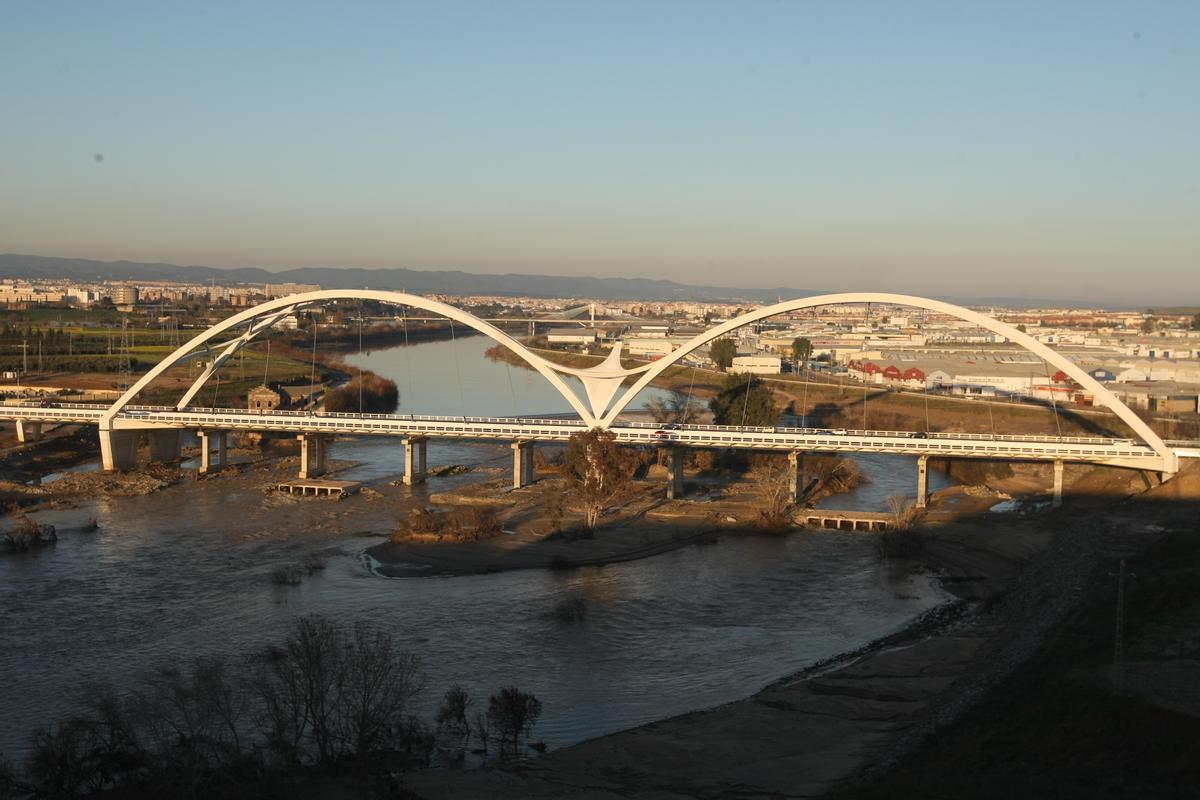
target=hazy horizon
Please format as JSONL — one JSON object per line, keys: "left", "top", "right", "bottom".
{"left": 2, "top": 1, "right": 1197, "bottom": 305}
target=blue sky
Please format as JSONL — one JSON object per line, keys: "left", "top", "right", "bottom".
{"left": 1, "top": 1, "right": 1197, "bottom": 303}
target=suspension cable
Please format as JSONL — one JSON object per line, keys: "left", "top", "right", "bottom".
{"left": 684, "top": 364, "right": 697, "bottom": 423}
{"left": 738, "top": 369, "right": 753, "bottom": 427}
{"left": 923, "top": 379, "right": 930, "bottom": 433}
{"left": 862, "top": 382, "right": 868, "bottom": 431}
{"left": 449, "top": 318, "right": 465, "bottom": 414}
{"left": 505, "top": 360, "right": 518, "bottom": 417}
{"left": 400, "top": 303, "right": 412, "bottom": 411}
{"left": 358, "top": 300, "right": 364, "bottom": 415}
{"left": 309, "top": 316, "right": 318, "bottom": 390}
{"left": 263, "top": 338, "right": 270, "bottom": 387}
{"left": 1043, "top": 359, "right": 1062, "bottom": 436}
{"left": 801, "top": 368, "right": 810, "bottom": 428}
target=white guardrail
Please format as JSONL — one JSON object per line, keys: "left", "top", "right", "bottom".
{"left": 0, "top": 402, "right": 1180, "bottom": 463}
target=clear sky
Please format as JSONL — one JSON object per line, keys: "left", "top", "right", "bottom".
{"left": 1, "top": 1, "right": 1197, "bottom": 303}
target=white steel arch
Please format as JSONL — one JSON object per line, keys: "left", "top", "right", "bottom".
{"left": 100, "top": 290, "right": 601, "bottom": 428}
{"left": 101, "top": 290, "right": 1178, "bottom": 475}
{"left": 598, "top": 292, "right": 1178, "bottom": 474}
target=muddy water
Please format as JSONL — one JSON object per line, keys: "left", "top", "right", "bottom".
{"left": 0, "top": 338, "right": 946, "bottom": 760}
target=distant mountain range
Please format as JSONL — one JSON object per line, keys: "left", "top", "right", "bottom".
{"left": 0, "top": 253, "right": 1127, "bottom": 309}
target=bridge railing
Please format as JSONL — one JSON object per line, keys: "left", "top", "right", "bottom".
{"left": 0, "top": 402, "right": 1162, "bottom": 453}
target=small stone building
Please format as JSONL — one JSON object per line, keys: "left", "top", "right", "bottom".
{"left": 248, "top": 385, "right": 282, "bottom": 411}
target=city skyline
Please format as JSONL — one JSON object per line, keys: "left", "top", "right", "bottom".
{"left": 2, "top": 1, "right": 1197, "bottom": 305}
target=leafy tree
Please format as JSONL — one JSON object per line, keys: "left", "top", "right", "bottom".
{"left": 1192, "top": 312, "right": 1200, "bottom": 331}
{"left": 646, "top": 387, "right": 700, "bottom": 424}
{"left": 1016, "top": 324, "right": 1027, "bottom": 333}
{"left": 790, "top": 337, "right": 812, "bottom": 369}
{"left": 709, "top": 374, "right": 779, "bottom": 427}
{"left": 709, "top": 338, "right": 737, "bottom": 371}
{"left": 1141, "top": 316, "right": 1156, "bottom": 333}
{"left": 562, "top": 428, "right": 634, "bottom": 529}
{"left": 486, "top": 687, "right": 542, "bottom": 757}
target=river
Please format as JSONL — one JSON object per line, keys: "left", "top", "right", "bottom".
{"left": 0, "top": 337, "right": 946, "bottom": 760}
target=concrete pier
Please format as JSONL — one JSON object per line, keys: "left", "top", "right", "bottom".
{"left": 148, "top": 430, "right": 181, "bottom": 463}
{"left": 917, "top": 454, "right": 929, "bottom": 509}
{"left": 1052, "top": 459, "right": 1064, "bottom": 507}
{"left": 15, "top": 420, "right": 42, "bottom": 443}
{"left": 787, "top": 451, "right": 804, "bottom": 504}
{"left": 403, "top": 436, "right": 427, "bottom": 486}
{"left": 666, "top": 446, "right": 685, "bottom": 500}
{"left": 199, "top": 430, "right": 228, "bottom": 474}
{"left": 511, "top": 441, "right": 535, "bottom": 489}
{"left": 100, "top": 429, "right": 139, "bottom": 472}
{"left": 297, "top": 433, "right": 327, "bottom": 479}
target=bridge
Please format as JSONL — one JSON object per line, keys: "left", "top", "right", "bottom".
{"left": 1, "top": 402, "right": 1187, "bottom": 505}
{"left": 0, "top": 290, "right": 1190, "bottom": 507}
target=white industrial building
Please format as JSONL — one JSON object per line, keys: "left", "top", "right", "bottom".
{"left": 730, "top": 355, "right": 782, "bottom": 375}
{"left": 546, "top": 328, "right": 599, "bottom": 345}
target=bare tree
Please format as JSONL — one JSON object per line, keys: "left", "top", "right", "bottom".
{"left": 338, "top": 622, "right": 425, "bottom": 772}
{"left": 133, "top": 656, "right": 250, "bottom": 791}
{"left": 486, "top": 687, "right": 542, "bottom": 757}
{"left": 249, "top": 615, "right": 425, "bottom": 771}
{"left": 436, "top": 684, "right": 473, "bottom": 754}
{"left": 26, "top": 684, "right": 141, "bottom": 797}
{"left": 472, "top": 710, "right": 491, "bottom": 760}
{"left": 748, "top": 456, "right": 794, "bottom": 529}
{"left": 646, "top": 387, "right": 700, "bottom": 425}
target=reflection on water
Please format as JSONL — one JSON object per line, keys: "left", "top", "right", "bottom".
{"left": 343, "top": 335, "right": 671, "bottom": 419}
{"left": 0, "top": 339, "right": 947, "bottom": 760}
{"left": 817, "top": 454, "right": 954, "bottom": 511}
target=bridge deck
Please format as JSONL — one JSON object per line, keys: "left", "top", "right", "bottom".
{"left": 0, "top": 404, "right": 1189, "bottom": 469}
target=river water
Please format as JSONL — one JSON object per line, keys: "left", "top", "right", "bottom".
{"left": 0, "top": 337, "right": 946, "bottom": 760}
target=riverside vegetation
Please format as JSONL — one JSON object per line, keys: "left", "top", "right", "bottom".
{"left": 0, "top": 614, "right": 544, "bottom": 799}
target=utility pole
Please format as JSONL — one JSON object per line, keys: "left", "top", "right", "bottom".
{"left": 1113, "top": 558, "right": 1131, "bottom": 697}
{"left": 17, "top": 340, "right": 29, "bottom": 374}
{"left": 118, "top": 319, "right": 133, "bottom": 393}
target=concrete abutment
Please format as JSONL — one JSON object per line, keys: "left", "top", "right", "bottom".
{"left": 15, "top": 420, "right": 42, "bottom": 443}
{"left": 297, "top": 433, "right": 327, "bottom": 479}
{"left": 100, "top": 429, "right": 139, "bottom": 472}
{"left": 512, "top": 441, "right": 535, "bottom": 489}
{"left": 403, "top": 437, "right": 428, "bottom": 486}
{"left": 666, "top": 446, "right": 685, "bottom": 500}
{"left": 148, "top": 430, "right": 182, "bottom": 463}
{"left": 199, "top": 431, "right": 228, "bottom": 474}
